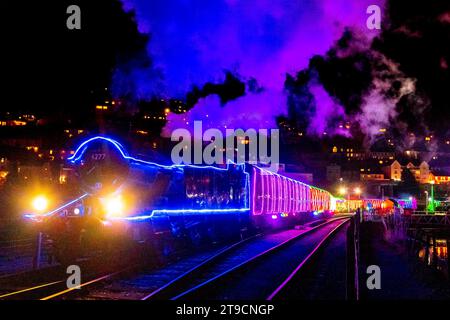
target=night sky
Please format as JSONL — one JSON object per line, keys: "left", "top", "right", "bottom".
{"left": 2, "top": 1, "right": 449, "bottom": 141}
{"left": 2, "top": 1, "right": 147, "bottom": 121}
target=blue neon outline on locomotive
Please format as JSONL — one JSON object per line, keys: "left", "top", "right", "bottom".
{"left": 69, "top": 136, "right": 232, "bottom": 172}
{"left": 108, "top": 208, "right": 252, "bottom": 221}
{"left": 67, "top": 136, "right": 251, "bottom": 220}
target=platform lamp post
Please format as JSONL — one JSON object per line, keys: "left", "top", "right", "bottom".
{"left": 429, "top": 180, "right": 435, "bottom": 213}
{"left": 354, "top": 187, "right": 363, "bottom": 222}
{"left": 354, "top": 187, "right": 362, "bottom": 199}
{"left": 339, "top": 187, "right": 349, "bottom": 213}
{"left": 425, "top": 190, "right": 429, "bottom": 214}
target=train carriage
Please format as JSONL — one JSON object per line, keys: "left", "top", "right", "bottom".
{"left": 250, "top": 166, "right": 332, "bottom": 218}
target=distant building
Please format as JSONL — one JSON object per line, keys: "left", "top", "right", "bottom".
{"left": 368, "top": 151, "right": 395, "bottom": 161}
{"left": 341, "top": 169, "right": 360, "bottom": 182}
{"left": 0, "top": 157, "right": 9, "bottom": 185}
{"left": 382, "top": 160, "right": 402, "bottom": 181}
{"left": 63, "top": 128, "right": 86, "bottom": 139}
{"left": 330, "top": 146, "right": 365, "bottom": 161}
{"left": 360, "top": 173, "right": 385, "bottom": 181}
{"left": 404, "top": 150, "right": 420, "bottom": 159}
{"left": 330, "top": 146, "right": 395, "bottom": 162}
{"left": 17, "top": 162, "right": 52, "bottom": 182}
{"left": 431, "top": 168, "right": 450, "bottom": 185}
{"left": 434, "top": 175, "right": 450, "bottom": 184}
{"left": 0, "top": 112, "right": 36, "bottom": 127}
{"left": 380, "top": 159, "right": 450, "bottom": 185}
{"left": 406, "top": 161, "right": 430, "bottom": 184}
{"left": 59, "top": 166, "right": 77, "bottom": 184}
{"left": 326, "top": 164, "right": 341, "bottom": 182}
{"left": 0, "top": 138, "right": 43, "bottom": 150}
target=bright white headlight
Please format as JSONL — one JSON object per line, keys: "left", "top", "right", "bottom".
{"left": 103, "top": 195, "right": 124, "bottom": 218}
{"left": 32, "top": 196, "right": 48, "bottom": 212}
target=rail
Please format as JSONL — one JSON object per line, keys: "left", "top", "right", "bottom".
{"left": 346, "top": 211, "right": 360, "bottom": 300}
{"left": 145, "top": 217, "right": 349, "bottom": 300}
{"left": 0, "top": 233, "right": 54, "bottom": 276}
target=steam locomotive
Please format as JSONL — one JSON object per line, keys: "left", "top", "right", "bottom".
{"left": 25, "top": 136, "right": 338, "bottom": 263}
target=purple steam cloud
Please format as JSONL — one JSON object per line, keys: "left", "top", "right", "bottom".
{"left": 162, "top": 89, "right": 287, "bottom": 137}
{"left": 356, "top": 53, "right": 416, "bottom": 143}
{"left": 118, "top": 0, "right": 385, "bottom": 135}
{"left": 308, "top": 82, "right": 349, "bottom": 137}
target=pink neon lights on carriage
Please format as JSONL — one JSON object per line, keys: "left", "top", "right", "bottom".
{"left": 250, "top": 166, "right": 332, "bottom": 216}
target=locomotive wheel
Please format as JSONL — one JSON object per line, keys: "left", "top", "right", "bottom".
{"left": 188, "top": 225, "right": 203, "bottom": 247}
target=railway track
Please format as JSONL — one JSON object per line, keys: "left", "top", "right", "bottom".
{"left": 38, "top": 219, "right": 330, "bottom": 300}
{"left": 64, "top": 217, "right": 349, "bottom": 300}
{"left": 143, "top": 217, "right": 350, "bottom": 300}
{"left": 0, "top": 268, "right": 130, "bottom": 300}
{"left": 0, "top": 236, "right": 57, "bottom": 277}
{"left": 269, "top": 220, "right": 351, "bottom": 300}
{"left": 0, "top": 238, "right": 34, "bottom": 250}
{"left": 0, "top": 237, "right": 251, "bottom": 300}
{"left": 0, "top": 216, "right": 352, "bottom": 300}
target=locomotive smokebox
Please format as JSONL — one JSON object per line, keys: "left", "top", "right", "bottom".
{"left": 69, "top": 137, "right": 130, "bottom": 197}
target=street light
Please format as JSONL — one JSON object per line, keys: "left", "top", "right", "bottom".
{"left": 338, "top": 187, "right": 350, "bottom": 213}
{"left": 339, "top": 187, "right": 347, "bottom": 196}
{"left": 338, "top": 186, "right": 363, "bottom": 213}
